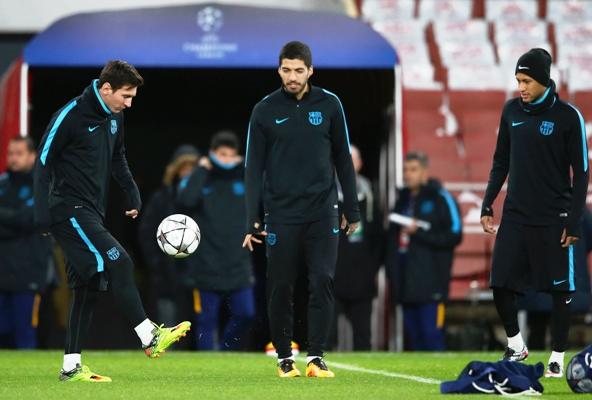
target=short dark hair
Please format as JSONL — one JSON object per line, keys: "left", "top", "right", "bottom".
{"left": 9, "top": 136, "right": 35, "bottom": 153}
{"left": 210, "top": 130, "right": 239, "bottom": 151}
{"left": 405, "top": 151, "right": 429, "bottom": 168}
{"left": 279, "top": 41, "right": 312, "bottom": 68}
{"left": 98, "top": 60, "right": 144, "bottom": 91}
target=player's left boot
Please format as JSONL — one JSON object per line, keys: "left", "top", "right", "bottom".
{"left": 501, "top": 345, "right": 528, "bottom": 362}
{"left": 59, "top": 364, "right": 112, "bottom": 382}
{"left": 306, "top": 357, "right": 335, "bottom": 378}
{"left": 278, "top": 359, "right": 301, "bottom": 378}
{"left": 143, "top": 321, "right": 191, "bottom": 358}
{"left": 544, "top": 362, "right": 563, "bottom": 378}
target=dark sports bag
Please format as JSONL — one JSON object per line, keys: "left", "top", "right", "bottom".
{"left": 441, "top": 360, "right": 544, "bottom": 395}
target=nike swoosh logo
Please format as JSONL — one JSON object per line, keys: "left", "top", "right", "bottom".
{"left": 566, "top": 298, "right": 573, "bottom": 304}
{"left": 553, "top": 279, "right": 567, "bottom": 286}
{"left": 512, "top": 121, "right": 526, "bottom": 127}
{"left": 275, "top": 118, "right": 289, "bottom": 125}
{"left": 518, "top": 65, "right": 530, "bottom": 70}
{"left": 88, "top": 125, "right": 100, "bottom": 132}
{"left": 332, "top": 228, "right": 340, "bottom": 234}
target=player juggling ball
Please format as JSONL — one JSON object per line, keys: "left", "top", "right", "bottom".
{"left": 34, "top": 60, "right": 191, "bottom": 382}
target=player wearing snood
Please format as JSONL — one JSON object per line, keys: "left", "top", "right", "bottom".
{"left": 481, "top": 48, "right": 589, "bottom": 378}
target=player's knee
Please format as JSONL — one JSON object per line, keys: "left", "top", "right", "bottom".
{"left": 106, "top": 252, "right": 134, "bottom": 286}
{"left": 268, "top": 280, "right": 294, "bottom": 294}
{"left": 85, "top": 287, "right": 100, "bottom": 304}
{"left": 309, "top": 271, "right": 334, "bottom": 293}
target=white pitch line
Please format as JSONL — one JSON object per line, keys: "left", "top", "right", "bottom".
{"left": 321, "top": 360, "right": 441, "bottom": 385}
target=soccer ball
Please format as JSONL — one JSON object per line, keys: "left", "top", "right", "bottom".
{"left": 567, "top": 348, "right": 592, "bottom": 393}
{"left": 156, "top": 214, "right": 200, "bottom": 259}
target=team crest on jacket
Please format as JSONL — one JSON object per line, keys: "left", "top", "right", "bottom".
{"left": 539, "top": 121, "right": 554, "bottom": 136}
{"left": 110, "top": 119, "right": 118, "bottom": 134}
{"left": 266, "top": 233, "right": 277, "bottom": 246}
{"left": 420, "top": 200, "right": 434, "bottom": 215}
{"left": 18, "top": 186, "right": 32, "bottom": 200}
{"left": 106, "top": 246, "right": 120, "bottom": 261}
{"left": 308, "top": 111, "right": 323, "bottom": 126}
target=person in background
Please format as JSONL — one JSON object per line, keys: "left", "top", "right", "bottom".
{"left": 0, "top": 137, "right": 52, "bottom": 349}
{"left": 138, "top": 145, "right": 199, "bottom": 325}
{"left": 177, "top": 131, "right": 255, "bottom": 351}
{"left": 386, "top": 151, "right": 462, "bottom": 351}
{"left": 333, "top": 145, "right": 381, "bottom": 351}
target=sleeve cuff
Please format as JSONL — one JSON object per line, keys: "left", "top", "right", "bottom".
{"left": 246, "top": 220, "right": 263, "bottom": 234}
{"left": 345, "top": 210, "right": 361, "bottom": 224}
{"left": 566, "top": 218, "right": 582, "bottom": 238}
{"left": 481, "top": 206, "right": 493, "bottom": 218}
{"left": 128, "top": 189, "right": 142, "bottom": 211}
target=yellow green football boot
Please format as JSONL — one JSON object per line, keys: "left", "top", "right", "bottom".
{"left": 278, "top": 359, "right": 301, "bottom": 378}
{"left": 143, "top": 321, "right": 191, "bottom": 358}
{"left": 306, "top": 357, "right": 335, "bottom": 378}
{"left": 59, "top": 364, "right": 112, "bottom": 382}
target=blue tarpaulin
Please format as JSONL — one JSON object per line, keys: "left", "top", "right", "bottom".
{"left": 23, "top": 3, "right": 397, "bottom": 69}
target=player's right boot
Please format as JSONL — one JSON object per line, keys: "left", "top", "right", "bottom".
{"left": 278, "top": 359, "right": 301, "bottom": 378}
{"left": 306, "top": 357, "right": 335, "bottom": 378}
{"left": 544, "top": 362, "right": 564, "bottom": 378}
{"left": 59, "top": 364, "right": 112, "bottom": 382}
{"left": 143, "top": 321, "right": 191, "bottom": 358}
{"left": 502, "top": 345, "right": 529, "bottom": 362}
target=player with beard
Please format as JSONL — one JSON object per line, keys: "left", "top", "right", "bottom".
{"left": 243, "top": 41, "right": 360, "bottom": 377}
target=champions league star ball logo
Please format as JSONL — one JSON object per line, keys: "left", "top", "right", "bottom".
{"left": 197, "top": 6, "right": 223, "bottom": 33}
{"left": 183, "top": 6, "right": 237, "bottom": 60}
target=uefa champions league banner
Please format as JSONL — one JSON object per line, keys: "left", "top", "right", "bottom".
{"left": 23, "top": 3, "right": 397, "bottom": 69}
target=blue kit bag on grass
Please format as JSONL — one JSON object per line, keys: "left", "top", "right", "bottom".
{"left": 440, "top": 360, "right": 544, "bottom": 395}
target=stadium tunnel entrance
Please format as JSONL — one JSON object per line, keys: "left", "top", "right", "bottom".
{"left": 1, "top": 3, "right": 400, "bottom": 349}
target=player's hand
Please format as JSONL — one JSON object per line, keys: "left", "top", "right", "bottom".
{"left": 480, "top": 216, "right": 496, "bottom": 234}
{"left": 403, "top": 219, "right": 418, "bottom": 235}
{"left": 242, "top": 232, "right": 267, "bottom": 251}
{"left": 125, "top": 209, "right": 139, "bottom": 219}
{"left": 560, "top": 228, "right": 579, "bottom": 248}
{"left": 242, "top": 222, "right": 267, "bottom": 251}
{"left": 341, "top": 215, "right": 359, "bottom": 236}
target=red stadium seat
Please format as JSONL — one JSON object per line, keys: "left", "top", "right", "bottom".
{"left": 362, "top": 0, "right": 415, "bottom": 22}
{"left": 456, "top": 233, "right": 492, "bottom": 255}
{"left": 485, "top": 0, "right": 539, "bottom": 21}
{"left": 418, "top": 0, "right": 473, "bottom": 21}
{"left": 452, "top": 255, "right": 490, "bottom": 279}
{"left": 547, "top": 0, "right": 592, "bottom": 23}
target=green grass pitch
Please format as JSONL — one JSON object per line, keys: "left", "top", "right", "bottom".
{"left": 0, "top": 350, "right": 582, "bottom": 399}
